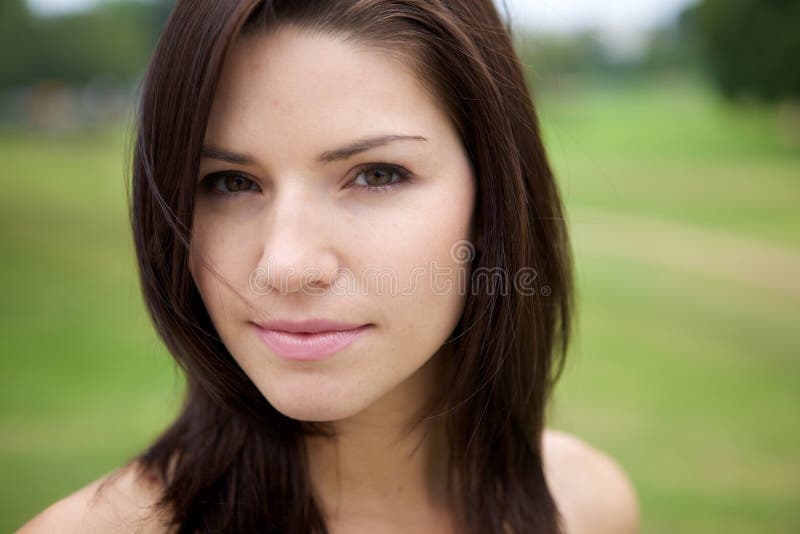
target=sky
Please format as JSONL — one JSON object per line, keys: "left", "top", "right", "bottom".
{"left": 28, "top": 0, "right": 699, "bottom": 33}
{"left": 499, "top": 0, "right": 697, "bottom": 34}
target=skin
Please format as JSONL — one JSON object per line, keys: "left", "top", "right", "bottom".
{"left": 19, "top": 25, "right": 640, "bottom": 534}
{"left": 189, "top": 26, "right": 474, "bottom": 531}
{"left": 191, "top": 24, "right": 475, "bottom": 429}
{"left": 18, "top": 430, "right": 640, "bottom": 533}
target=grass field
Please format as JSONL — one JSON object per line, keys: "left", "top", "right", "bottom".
{"left": 2, "top": 76, "right": 798, "bottom": 532}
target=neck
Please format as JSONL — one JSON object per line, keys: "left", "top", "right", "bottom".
{"left": 304, "top": 351, "right": 455, "bottom": 530}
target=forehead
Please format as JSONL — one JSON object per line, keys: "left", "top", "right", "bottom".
{"left": 205, "top": 25, "right": 450, "bottom": 158}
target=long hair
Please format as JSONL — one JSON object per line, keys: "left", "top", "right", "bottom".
{"left": 129, "top": 1, "right": 574, "bottom": 532}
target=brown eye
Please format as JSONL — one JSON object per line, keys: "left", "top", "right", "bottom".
{"left": 222, "top": 174, "right": 254, "bottom": 192}
{"left": 351, "top": 164, "right": 410, "bottom": 192}
{"left": 360, "top": 168, "right": 395, "bottom": 186}
{"left": 200, "top": 172, "right": 259, "bottom": 198}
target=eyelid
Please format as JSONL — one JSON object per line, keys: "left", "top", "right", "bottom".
{"left": 198, "top": 162, "right": 413, "bottom": 197}
{"left": 198, "top": 170, "right": 260, "bottom": 196}
{"left": 199, "top": 169, "right": 258, "bottom": 182}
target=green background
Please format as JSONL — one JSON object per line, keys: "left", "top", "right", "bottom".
{"left": 2, "top": 74, "right": 799, "bottom": 532}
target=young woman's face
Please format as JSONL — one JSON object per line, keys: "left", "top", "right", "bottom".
{"left": 190, "top": 26, "right": 476, "bottom": 422}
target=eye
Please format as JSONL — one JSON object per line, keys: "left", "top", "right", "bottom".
{"left": 199, "top": 172, "right": 260, "bottom": 197}
{"left": 350, "top": 164, "right": 412, "bottom": 192}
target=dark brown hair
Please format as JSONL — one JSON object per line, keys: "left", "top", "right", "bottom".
{"left": 129, "top": 0, "right": 574, "bottom": 532}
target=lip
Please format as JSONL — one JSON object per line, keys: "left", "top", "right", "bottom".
{"left": 254, "top": 318, "right": 368, "bottom": 334}
{"left": 251, "top": 320, "right": 371, "bottom": 361}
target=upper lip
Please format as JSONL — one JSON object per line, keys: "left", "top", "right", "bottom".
{"left": 253, "top": 318, "right": 369, "bottom": 334}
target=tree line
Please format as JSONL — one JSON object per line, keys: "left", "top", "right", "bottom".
{"left": 0, "top": 0, "right": 170, "bottom": 89}
{"left": 1, "top": 0, "right": 798, "bottom": 103}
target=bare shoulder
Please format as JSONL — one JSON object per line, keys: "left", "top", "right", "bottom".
{"left": 542, "top": 428, "right": 641, "bottom": 534}
{"left": 16, "top": 461, "right": 173, "bottom": 534}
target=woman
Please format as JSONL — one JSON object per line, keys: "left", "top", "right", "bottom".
{"left": 21, "top": 1, "right": 639, "bottom": 532}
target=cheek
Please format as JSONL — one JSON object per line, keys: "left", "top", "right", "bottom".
{"left": 189, "top": 211, "right": 263, "bottom": 330}
{"left": 362, "top": 177, "right": 475, "bottom": 348}
{"left": 383, "top": 175, "right": 474, "bottom": 281}
{"left": 192, "top": 208, "right": 260, "bottom": 267}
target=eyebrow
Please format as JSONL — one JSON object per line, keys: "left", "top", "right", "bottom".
{"left": 201, "top": 134, "right": 428, "bottom": 165}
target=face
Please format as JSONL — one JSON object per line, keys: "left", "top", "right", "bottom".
{"left": 189, "top": 25, "right": 476, "bottom": 423}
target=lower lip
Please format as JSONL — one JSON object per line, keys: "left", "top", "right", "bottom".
{"left": 253, "top": 324, "right": 371, "bottom": 361}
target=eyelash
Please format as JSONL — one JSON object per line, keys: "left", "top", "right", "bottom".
{"left": 198, "top": 163, "right": 412, "bottom": 199}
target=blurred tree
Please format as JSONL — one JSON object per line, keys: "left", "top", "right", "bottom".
{"left": 0, "top": 0, "right": 171, "bottom": 89}
{"left": 641, "top": 7, "right": 703, "bottom": 74}
{"left": 0, "top": 0, "right": 36, "bottom": 87}
{"left": 695, "top": 0, "right": 800, "bottom": 101}
{"left": 515, "top": 31, "right": 613, "bottom": 83}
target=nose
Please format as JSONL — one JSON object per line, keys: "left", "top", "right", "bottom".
{"left": 252, "top": 188, "right": 341, "bottom": 296}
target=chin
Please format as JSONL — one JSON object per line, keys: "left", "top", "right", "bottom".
{"left": 260, "top": 381, "right": 370, "bottom": 423}
{"left": 270, "top": 399, "right": 365, "bottom": 423}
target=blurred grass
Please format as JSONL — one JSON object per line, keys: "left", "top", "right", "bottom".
{"left": 539, "top": 75, "right": 800, "bottom": 533}
{"left": 1, "top": 75, "right": 799, "bottom": 532}
{"left": 0, "top": 122, "right": 184, "bottom": 530}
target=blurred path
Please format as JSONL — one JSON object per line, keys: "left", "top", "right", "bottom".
{"left": 569, "top": 208, "right": 800, "bottom": 300}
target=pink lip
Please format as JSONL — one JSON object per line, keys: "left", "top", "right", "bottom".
{"left": 252, "top": 321, "right": 371, "bottom": 361}
{"left": 255, "top": 318, "right": 367, "bottom": 334}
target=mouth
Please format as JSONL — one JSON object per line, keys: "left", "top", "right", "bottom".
{"left": 251, "top": 322, "right": 372, "bottom": 361}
